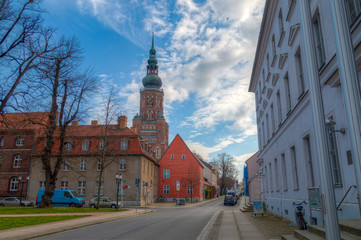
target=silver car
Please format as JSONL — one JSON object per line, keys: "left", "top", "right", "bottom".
{"left": 0, "top": 197, "right": 34, "bottom": 207}
{"left": 89, "top": 197, "right": 121, "bottom": 208}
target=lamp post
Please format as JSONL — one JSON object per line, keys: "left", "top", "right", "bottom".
{"left": 115, "top": 173, "right": 122, "bottom": 211}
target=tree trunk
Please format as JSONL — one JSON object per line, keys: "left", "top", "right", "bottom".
{"left": 38, "top": 175, "right": 56, "bottom": 208}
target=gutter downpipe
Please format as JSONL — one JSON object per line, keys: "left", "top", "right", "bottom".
{"left": 328, "top": 0, "right": 361, "bottom": 218}
{"left": 298, "top": 1, "right": 341, "bottom": 239}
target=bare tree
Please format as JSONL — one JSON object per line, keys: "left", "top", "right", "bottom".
{"left": 0, "top": 0, "right": 57, "bottom": 114}
{"left": 95, "top": 89, "right": 122, "bottom": 209}
{"left": 37, "top": 37, "right": 97, "bottom": 208}
{"left": 214, "top": 152, "right": 238, "bottom": 195}
{"left": 181, "top": 164, "right": 200, "bottom": 202}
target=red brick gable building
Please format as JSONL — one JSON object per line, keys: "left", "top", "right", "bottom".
{"left": 158, "top": 134, "right": 204, "bottom": 202}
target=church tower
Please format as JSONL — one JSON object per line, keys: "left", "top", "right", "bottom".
{"left": 132, "top": 33, "right": 169, "bottom": 160}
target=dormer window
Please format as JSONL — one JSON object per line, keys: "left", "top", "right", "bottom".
{"left": 82, "top": 140, "right": 90, "bottom": 151}
{"left": 16, "top": 137, "right": 24, "bottom": 146}
{"left": 120, "top": 140, "right": 128, "bottom": 150}
{"left": 65, "top": 142, "right": 72, "bottom": 151}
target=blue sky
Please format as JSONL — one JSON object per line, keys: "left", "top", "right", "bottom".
{"left": 41, "top": 0, "right": 265, "bottom": 177}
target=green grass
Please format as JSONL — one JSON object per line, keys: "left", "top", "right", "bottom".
{"left": 0, "top": 207, "right": 128, "bottom": 215}
{"left": 0, "top": 215, "right": 89, "bottom": 230}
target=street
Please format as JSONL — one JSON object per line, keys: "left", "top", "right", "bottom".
{"left": 34, "top": 198, "right": 241, "bottom": 240}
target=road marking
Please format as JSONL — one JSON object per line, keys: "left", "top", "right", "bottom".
{"left": 196, "top": 211, "right": 220, "bottom": 240}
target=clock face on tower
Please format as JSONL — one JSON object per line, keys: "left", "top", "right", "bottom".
{"left": 147, "top": 95, "right": 154, "bottom": 106}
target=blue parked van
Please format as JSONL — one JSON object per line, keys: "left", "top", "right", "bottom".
{"left": 36, "top": 189, "right": 85, "bottom": 207}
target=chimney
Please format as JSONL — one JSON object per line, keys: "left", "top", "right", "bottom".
{"left": 118, "top": 116, "right": 127, "bottom": 128}
{"left": 72, "top": 121, "right": 79, "bottom": 126}
{"left": 91, "top": 120, "right": 98, "bottom": 127}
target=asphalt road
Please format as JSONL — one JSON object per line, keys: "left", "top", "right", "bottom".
{"left": 34, "top": 198, "right": 240, "bottom": 240}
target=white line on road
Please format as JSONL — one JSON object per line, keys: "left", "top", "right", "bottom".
{"left": 196, "top": 211, "right": 220, "bottom": 240}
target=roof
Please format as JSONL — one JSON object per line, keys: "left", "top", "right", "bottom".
{"left": 0, "top": 112, "right": 49, "bottom": 130}
{"left": 161, "top": 134, "right": 204, "bottom": 169}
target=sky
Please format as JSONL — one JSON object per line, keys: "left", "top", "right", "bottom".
{"left": 41, "top": 0, "right": 265, "bottom": 179}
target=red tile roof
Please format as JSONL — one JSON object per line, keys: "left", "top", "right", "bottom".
{"left": 0, "top": 112, "right": 50, "bottom": 130}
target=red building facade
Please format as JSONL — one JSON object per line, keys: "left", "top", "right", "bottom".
{"left": 158, "top": 134, "right": 204, "bottom": 202}
{"left": 0, "top": 112, "right": 48, "bottom": 199}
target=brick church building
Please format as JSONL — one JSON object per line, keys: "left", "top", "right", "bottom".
{"left": 132, "top": 33, "right": 169, "bottom": 160}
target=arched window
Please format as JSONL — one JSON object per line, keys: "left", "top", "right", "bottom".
{"left": 13, "top": 155, "right": 22, "bottom": 168}
{"left": 9, "top": 177, "right": 18, "bottom": 191}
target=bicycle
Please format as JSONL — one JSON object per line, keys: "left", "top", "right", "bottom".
{"left": 293, "top": 201, "right": 308, "bottom": 230}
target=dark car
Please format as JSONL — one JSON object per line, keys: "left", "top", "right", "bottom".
{"left": 224, "top": 195, "right": 236, "bottom": 206}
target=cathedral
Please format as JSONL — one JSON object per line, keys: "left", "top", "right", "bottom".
{"left": 132, "top": 34, "right": 169, "bottom": 160}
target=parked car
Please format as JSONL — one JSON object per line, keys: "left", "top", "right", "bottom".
{"left": 89, "top": 197, "right": 121, "bottom": 208}
{"left": 226, "top": 190, "right": 238, "bottom": 204}
{"left": 36, "top": 189, "right": 85, "bottom": 207}
{"left": 224, "top": 195, "right": 236, "bottom": 206}
{"left": 0, "top": 197, "right": 34, "bottom": 207}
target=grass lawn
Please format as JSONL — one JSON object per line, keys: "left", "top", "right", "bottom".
{"left": 0, "top": 215, "right": 89, "bottom": 230}
{"left": 0, "top": 207, "right": 128, "bottom": 215}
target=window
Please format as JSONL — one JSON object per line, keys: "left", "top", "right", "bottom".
{"left": 120, "top": 140, "right": 128, "bottom": 150}
{"left": 16, "top": 137, "right": 24, "bottom": 146}
{"left": 269, "top": 162, "right": 273, "bottom": 192}
{"left": 326, "top": 118, "right": 342, "bottom": 186}
{"left": 65, "top": 142, "right": 72, "bottom": 151}
{"left": 266, "top": 114, "right": 269, "bottom": 141}
{"left": 182, "top": 154, "right": 185, "bottom": 159}
{"left": 9, "top": 177, "right": 19, "bottom": 191}
{"left": 82, "top": 140, "right": 90, "bottom": 151}
{"left": 274, "top": 158, "right": 279, "bottom": 191}
{"left": 60, "top": 181, "right": 68, "bottom": 190}
{"left": 0, "top": 155, "right": 2, "bottom": 167}
{"left": 312, "top": 11, "right": 325, "bottom": 67}
{"left": 304, "top": 135, "right": 315, "bottom": 187}
{"left": 163, "top": 169, "right": 170, "bottom": 179}
{"left": 270, "top": 104, "right": 275, "bottom": 133}
{"left": 97, "top": 160, "right": 102, "bottom": 171}
{"left": 276, "top": 91, "right": 282, "bottom": 125}
{"left": 62, "top": 159, "right": 69, "bottom": 171}
{"left": 262, "top": 122, "right": 265, "bottom": 147}
{"left": 80, "top": 159, "right": 86, "bottom": 171}
{"left": 99, "top": 139, "right": 105, "bottom": 151}
{"left": 78, "top": 181, "right": 86, "bottom": 195}
{"left": 156, "top": 147, "right": 161, "bottom": 158}
{"left": 264, "top": 166, "right": 269, "bottom": 192}
{"left": 345, "top": 0, "right": 361, "bottom": 24}
{"left": 95, "top": 181, "right": 104, "bottom": 196}
{"left": 281, "top": 153, "right": 288, "bottom": 191}
{"left": 13, "top": 155, "right": 22, "bottom": 168}
{"left": 0, "top": 137, "right": 4, "bottom": 146}
{"left": 278, "top": 9, "right": 284, "bottom": 35}
{"left": 163, "top": 185, "right": 170, "bottom": 195}
{"left": 187, "top": 185, "right": 193, "bottom": 195}
{"left": 295, "top": 48, "right": 305, "bottom": 96}
{"left": 171, "top": 154, "right": 174, "bottom": 159}
{"left": 272, "top": 35, "right": 276, "bottom": 61}
{"left": 119, "top": 159, "right": 126, "bottom": 171}
{"left": 290, "top": 146, "right": 299, "bottom": 190}
{"left": 284, "top": 73, "right": 292, "bottom": 112}
{"left": 39, "top": 181, "right": 46, "bottom": 189}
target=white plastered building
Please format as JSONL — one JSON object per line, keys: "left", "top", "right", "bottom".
{"left": 249, "top": 0, "right": 361, "bottom": 225}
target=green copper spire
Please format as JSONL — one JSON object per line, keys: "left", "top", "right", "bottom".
{"left": 142, "top": 33, "right": 162, "bottom": 89}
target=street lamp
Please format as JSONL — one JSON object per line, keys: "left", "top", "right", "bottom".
{"left": 115, "top": 173, "right": 122, "bottom": 211}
